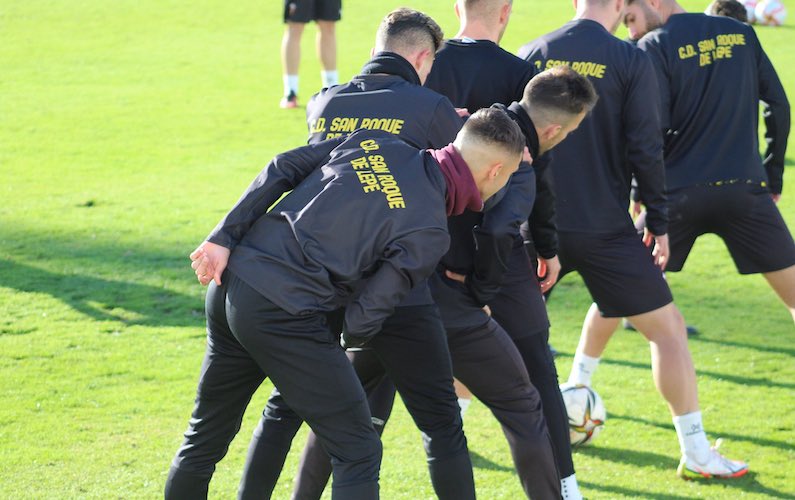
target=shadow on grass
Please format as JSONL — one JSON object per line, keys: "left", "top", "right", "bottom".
{"left": 575, "top": 444, "right": 677, "bottom": 471}
{"left": 680, "top": 472, "right": 795, "bottom": 500}
{"left": 552, "top": 350, "right": 794, "bottom": 390}
{"left": 690, "top": 336, "right": 795, "bottom": 358}
{"left": 580, "top": 447, "right": 795, "bottom": 498}
{"left": 579, "top": 480, "right": 692, "bottom": 500}
{"left": 610, "top": 413, "right": 794, "bottom": 453}
{"left": 583, "top": 475, "right": 795, "bottom": 500}
{"left": 0, "top": 258, "right": 203, "bottom": 330}
{"left": 584, "top": 356, "right": 795, "bottom": 391}
{"left": 469, "top": 451, "right": 514, "bottom": 472}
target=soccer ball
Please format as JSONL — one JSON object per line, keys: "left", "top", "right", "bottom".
{"left": 560, "top": 383, "right": 606, "bottom": 446}
{"left": 741, "top": 0, "right": 759, "bottom": 23}
{"left": 755, "top": 0, "right": 787, "bottom": 25}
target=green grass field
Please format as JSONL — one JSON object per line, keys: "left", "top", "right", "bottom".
{"left": 2, "top": 0, "right": 794, "bottom": 498}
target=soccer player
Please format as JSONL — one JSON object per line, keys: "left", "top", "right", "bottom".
{"left": 518, "top": 0, "right": 748, "bottom": 480}
{"left": 279, "top": 66, "right": 596, "bottom": 500}
{"left": 425, "top": 1, "right": 585, "bottom": 497}
{"left": 280, "top": 0, "right": 341, "bottom": 108}
{"left": 164, "top": 109, "right": 524, "bottom": 500}
{"left": 238, "top": 9, "right": 479, "bottom": 500}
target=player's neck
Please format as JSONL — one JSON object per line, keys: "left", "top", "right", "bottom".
{"left": 455, "top": 22, "right": 501, "bottom": 43}
{"left": 574, "top": 9, "right": 616, "bottom": 32}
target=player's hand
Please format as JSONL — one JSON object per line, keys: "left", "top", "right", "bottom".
{"left": 772, "top": 193, "right": 781, "bottom": 203}
{"left": 483, "top": 304, "right": 492, "bottom": 316}
{"left": 631, "top": 200, "right": 643, "bottom": 219}
{"left": 522, "top": 146, "right": 533, "bottom": 165}
{"left": 190, "top": 241, "right": 230, "bottom": 286}
{"left": 537, "top": 255, "right": 561, "bottom": 293}
{"left": 643, "top": 230, "right": 669, "bottom": 271}
{"left": 445, "top": 270, "right": 467, "bottom": 283}
{"left": 455, "top": 108, "right": 470, "bottom": 118}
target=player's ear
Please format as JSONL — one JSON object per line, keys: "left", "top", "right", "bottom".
{"left": 615, "top": 0, "right": 626, "bottom": 15}
{"left": 454, "top": 1, "right": 461, "bottom": 20}
{"left": 542, "top": 124, "right": 563, "bottom": 142}
{"left": 488, "top": 161, "right": 504, "bottom": 180}
{"left": 499, "top": 1, "right": 511, "bottom": 23}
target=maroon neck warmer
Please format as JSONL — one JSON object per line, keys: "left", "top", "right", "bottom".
{"left": 430, "top": 144, "right": 484, "bottom": 216}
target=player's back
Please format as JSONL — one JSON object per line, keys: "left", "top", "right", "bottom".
{"left": 307, "top": 73, "right": 461, "bottom": 149}
{"left": 425, "top": 39, "right": 536, "bottom": 113}
{"left": 639, "top": 13, "right": 770, "bottom": 190}
{"left": 519, "top": 20, "right": 664, "bottom": 233}
{"left": 229, "top": 130, "right": 450, "bottom": 316}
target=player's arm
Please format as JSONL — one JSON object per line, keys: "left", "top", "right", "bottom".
{"left": 638, "top": 36, "right": 673, "bottom": 133}
{"left": 343, "top": 228, "right": 450, "bottom": 347}
{"left": 527, "top": 152, "right": 561, "bottom": 291}
{"left": 466, "top": 160, "right": 536, "bottom": 305}
{"left": 624, "top": 49, "right": 668, "bottom": 239}
{"left": 206, "top": 137, "right": 344, "bottom": 249}
{"left": 752, "top": 28, "right": 790, "bottom": 195}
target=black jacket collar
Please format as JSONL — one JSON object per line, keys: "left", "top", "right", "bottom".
{"left": 359, "top": 52, "right": 421, "bottom": 86}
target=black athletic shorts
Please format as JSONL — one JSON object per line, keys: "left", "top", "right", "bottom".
{"left": 284, "top": 0, "right": 341, "bottom": 23}
{"left": 667, "top": 183, "right": 795, "bottom": 274}
{"left": 557, "top": 228, "right": 674, "bottom": 318}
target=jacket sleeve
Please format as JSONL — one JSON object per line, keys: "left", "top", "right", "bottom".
{"left": 624, "top": 48, "right": 668, "bottom": 236}
{"left": 207, "top": 138, "right": 344, "bottom": 248}
{"left": 527, "top": 152, "right": 558, "bottom": 259}
{"left": 343, "top": 228, "right": 450, "bottom": 344}
{"left": 426, "top": 97, "right": 464, "bottom": 149}
{"left": 752, "top": 29, "right": 790, "bottom": 194}
{"left": 466, "top": 161, "right": 536, "bottom": 305}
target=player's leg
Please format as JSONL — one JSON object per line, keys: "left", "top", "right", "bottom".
{"left": 764, "top": 264, "right": 795, "bottom": 322}
{"left": 314, "top": 0, "right": 340, "bottom": 87}
{"left": 567, "top": 229, "right": 746, "bottom": 478}
{"left": 291, "top": 349, "right": 396, "bottom": 500}
{"left": 453, "top": 379, "right": 473, "bottom": 418}
{"left": 226, "top": 274, "right": 381, "bottom": 499}
{"left": 237, "top": 389, "right": 303, "bottom": 499}
{"left": 492, "top": 243, "right": 581, "bottom": 498}
{"left": 166, "top": 278, "right": 266, "bottom": 499}
{"left": 316, "top": 20, "right": 338, "bottom": 87}
{"left": 625, "top": 303, "right": 697, "bottom": 415}
{"left": 705, "top": 185, "right": 795, "bottom": 324}
{"left": 369, "top": 304, "right": 475, "bottom": 500}
{"left": 447, "top": 319, "right": 561, "bottom": 499}
{"left": 567, "top": 304, "right": 620, "bottom": 386}
{"left": 281, "top": 1, "right": 311, "bottom": 107}
{"left": 237, "top": 307, "right": 346, "bottom": 499}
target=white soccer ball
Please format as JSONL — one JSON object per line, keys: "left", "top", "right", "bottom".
{"left": 741, "top": 0, "right": 759, "bottom": 23}
{"left": 560, "top": 383, "right": 606, "bottom": 446}
{"left": 755, "top": 0, "right": 787, "bottom": 25}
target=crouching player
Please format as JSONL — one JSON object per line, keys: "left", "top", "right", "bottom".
{"left": 164, "top": 108, "right": 524, "bottom": 500}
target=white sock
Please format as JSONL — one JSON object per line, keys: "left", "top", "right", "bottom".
{"left": 457, "top": 397, "right": 472, "bottom": 419}
{"left": 568, "top": 351, "right": 600, "bottom": 386}
{"left": 561, "top": 474, "right": 583, "bottom": 500}
{"left": 321, "top": 70, "right": 338, "bottom": 87}
{"left": 283, "top": 74, "right": 299, "bottom": 96}
{"left": 673, "top": 411, "right": 711, "bottom": 463}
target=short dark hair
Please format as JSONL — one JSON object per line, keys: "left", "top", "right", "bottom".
{"left": 462, "top": 108, "right": 525, "bottom": 156}
{"left": 708, "top": 0, "right": 748, "bottom": 22}
{"left": 376, "top": 8, "right": 444, "bottom": 54}
{"left": 522, "top": 66, "right": 599, "bottom": 124}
